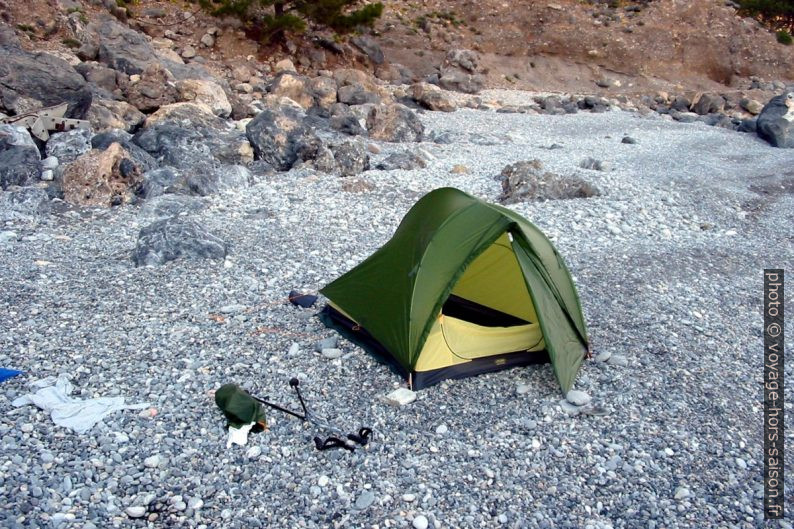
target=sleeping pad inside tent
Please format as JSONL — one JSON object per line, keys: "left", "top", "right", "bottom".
{"left": 319, "top": 187, "right": 589, "bottom": 393}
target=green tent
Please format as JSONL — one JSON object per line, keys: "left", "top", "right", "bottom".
{"left": 320, "top": 187, "right": 589, "bottom": 392}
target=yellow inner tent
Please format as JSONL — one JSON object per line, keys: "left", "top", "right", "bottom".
{"left": 416, "top": 233, "right": 546, "bottom": 372}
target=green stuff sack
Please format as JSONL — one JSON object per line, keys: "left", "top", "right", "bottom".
{"left": 215, "top": 384, "right": 267, "bottom": 432}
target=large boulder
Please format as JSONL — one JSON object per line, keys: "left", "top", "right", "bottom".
{"left": 351, "top": 35, "right": 384, "bottom": 65}
{"left": 309, "top": 76, "right": 338, "bottom": 109}
{"left": 61, "top": 143, "right": 144, "bottom": 206}
{"left": 437, "top": 49, "right": 486, "bottom": 94}
{"left": 330, "top": 142, "right": 370, "bottom": 176}
{"left": 133, "top": 218, "right": 227, "bottom": 266}
{"left": 127, "top": 63, "right": 179, "bottom": 112}
{"left": 92, "top": 129, "right": 159, "bottom": 173}
{"left": 410, "top": 83, "right": 456, "bottom": 112}
{"left": 245, "top": 103, "right": 313, "bottom": 170}
{"left": 691, "top": 93, "right": 725, "bottom": 116}
{"left": 176, "top": 79, "right": 231, "bottom": 118}
{"left": 0, "top": 46, "right": 92, "bottom": 119}
{"left": 498, "top": 160, "right": 600, "bottom": 203}
{"left": 91, "top": 16, "right": 157, "bottom": 75}
{"left": 135, "top": 103, "right": 253, "bottom": 170}
{"left": 438, "top": 70, "right": 485, "bottom": 95}
{"left": 444, "top": 49, "right": 481, "bottom": 73}
{"left": 75, "top": 61, "right": 122, "bottom": 95}
{"left": 268, "top": 73, "right": 314, "bottom": 110}
{"left": 366, "top": 104, "right": 424, "bottom": 142}
{"left": 756, "top": 93, "right": 794, "bottom": 148}
{"left": 45, "top": 129, "right": 93, "bottom": 166}
{"left": 375, "top": 63, "right": 415, "bottom": 85}
{"left": 375, "top": 151, "right": 427, "bottom": 171}
{"left": 338, "top": 84, "right": 382, "bottom": 105}
{"left": 86, "top": 99, "right": 146, "bottom": 132}
{"left": 0, "top": 125, "right": 41, "bottom": 189}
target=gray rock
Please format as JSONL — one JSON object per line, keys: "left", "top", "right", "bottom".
{"left": 321, "top": 348, "right": 343, "bottom": 359}
{"left": 45, "top": 129, "right": 93, "bottom": 165}
{"left": 351, "top": 36, "right": 385, "bottom": 64}
{"left": 331, "top": 141, "right": 370, "bottom": 176}
{"left": 608, "top": 354, "right": 629, "bottom": 367}
{"left": 670, "top": 96, "right": 691, "bottom": 112}
{"left": 246, "top": 103, "right": 312, "bottom": 170}
{"left": 579, "top": 157, "right": 611, "bottom": 171}
{"left": 435, "top": 424, "right": 448, "bottom": 435}
{"left": 187, "top": 497, "right": 203, "bottom": 510}
{"left": 87, "top": 99, "right": 147, "bottom": 133}
{"left": 125, "top": 506, "right": 146, "bottom": 518}
{"left": 410, "top": 82, "right": 456, "bottom": 112}
{"left": 444, "top": 49, "right": 480, "bottom": 73}
{"left": 674, "top": 486, "right": 691, "bottom": 500}
{"left": 140, "top": 167, "right": 185, "bottom": 199}
{"left": 134, "top": 107, "right": 250, "bottom": 181}
{"left": 566, "top": 390, "right": 592, "bottom": 406}
{"left": 90, "top": 16, "right": 157, "bottom": 75}
{"left": 94, "top": 130, "right": 158, "bottom": 173}
{"left": 330, "top": 114, "right": 368, "bottom": 136}
{"left": 594, "top": 351, "right": 612, "bottom": 363}
{"left": 74, "top": 61, "right": 120, "bottom": 97}
{"left": 314, "top": 336, "right": 338, "bottom": 352}
{"left": 756, "top": 92, "right": 794, "bottom": 148}
{"left": 516, "top": 383, "right": 531, "bottom": 395}
{"left": 0, "top": 125, "right": 41, "bottom": 189}
{"left": 621, "top": 136, "right": 637, "bottom": 144}
{"left": 438, "top": 70, "right": 485, "bottom": 94}
{"left": 41, "top": 156, "right": 59, "bottom": 170}
{"left": 366, "top": 104, "right": 424, "bottom": 142}
{"left": 740, "top": 97, "right": 764, "bottom": 115}
{"left": 0, "top": 46, "right": 92, "bottom": 119}
{"left": 144, "top": 455, "right": 161, "bottom": 468}
{"left": 498, "top": 160, "right": 599, "bottom": 203}
{"left": 354, "top": 490, "right": 375, "bottom": 510}
{"left": 692, "top": 93, "right": 725, "bottom": 115}
{"left": 375, "top": 151, "right": 427, "bottom": 171}
{"left": 337, "top": 84, "right": 381, "bottom": 106}
{"left": 126, "top": 63, "right": 179, "bottom": 112}
{"left": 133, "top": 218, "right": 228, "bottom": 266}
{"left": 412, "top": 514, "right": 429, "bottom": 529}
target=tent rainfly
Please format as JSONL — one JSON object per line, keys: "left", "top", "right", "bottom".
{"left": 319, "top": 187, "right": 589, "bottom": 392}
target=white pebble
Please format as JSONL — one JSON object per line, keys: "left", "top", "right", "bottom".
{"left": 413, "top": 515, "right": 429, "bottom": 529}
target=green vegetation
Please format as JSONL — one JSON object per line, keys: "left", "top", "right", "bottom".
{"left": 738, "top": 0, "right": 794, "bottom": 31}
{"left": 62, "top": 38, "right": 81, "bottom": 49}
{"left": 198, "top": 0, "right": 383, "bottom": 43}
{"left": 777, "top": 29, "right": 793, "bottom": 43}
{"left": 16, "top": 23, "right": 35, "bottom": 32}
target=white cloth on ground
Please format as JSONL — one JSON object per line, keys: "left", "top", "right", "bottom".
{"left": 11, "top": 374, "right": 149, "bottom": 434}
{"left": 226, "top": 422, "right": 255, "bottom": 448}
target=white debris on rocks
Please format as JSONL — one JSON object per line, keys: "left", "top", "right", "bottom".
{"left": 385, "top": 388, "right": 417, "bottom": 406}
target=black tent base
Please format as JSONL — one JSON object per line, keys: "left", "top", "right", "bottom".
{"left": 318, "top": 304, "right": 550, "bottom": 391}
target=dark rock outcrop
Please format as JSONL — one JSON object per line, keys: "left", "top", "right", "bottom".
{"left": 0, "top": 47, "right": 92, "bottom": 119}
{"left": 0, "top": 125, "right": 41, "bottom": 189}
{"left": 246, "top": 103, "right": 313, "bottom": 170}
{"left": 756, "top": 93, "right": 794, "bottom": 148}
{"left": 376, "top": 151, "right": 427, "bottom": 171}
{"left": 133, "top": 218, "right": 227, "bottom": 266}
{"left": 498, "top": 160, "right": 599, "bottom": 203}
{"left": 366, "top": 104, "right": 424, "bottom": 142}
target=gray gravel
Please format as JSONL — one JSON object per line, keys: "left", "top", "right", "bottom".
{"left": 1, "top": 105, "right": 793, "bottom": 528}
